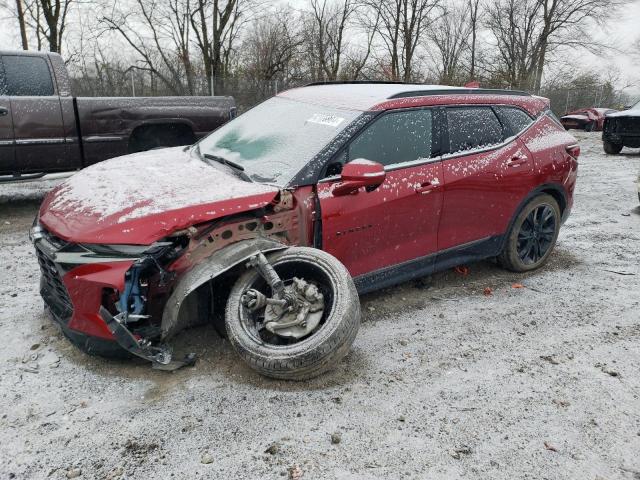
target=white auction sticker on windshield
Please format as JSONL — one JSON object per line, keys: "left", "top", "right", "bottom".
{"left": 306, "top": 114, "right": 345, "bottom": 127}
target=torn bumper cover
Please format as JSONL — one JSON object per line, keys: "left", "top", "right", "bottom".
{"left": 32, "top": 222, "right": 287, "bottom": 366}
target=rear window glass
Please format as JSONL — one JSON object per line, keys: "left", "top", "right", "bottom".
{"left": 2, "top": 56, "right": 54, "bottom": 96}
{"left": 348, "top": 109, "right": 433, "bottom": 166}
{"left": 447, "top": 107, "right": 503, "bottom": 154}
{"left": 498, "top": 106, "right": 533, "bottom": 134}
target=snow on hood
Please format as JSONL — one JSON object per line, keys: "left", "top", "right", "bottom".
{"left": 39, "top": 147, "right": 279, "bottom": 244}
{"left": 606, "top": 107, "right": 640, "bottom": 118}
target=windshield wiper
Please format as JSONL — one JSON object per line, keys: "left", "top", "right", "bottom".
{"left": 203, "top": 153, "right": 245, "bottom": 171}
{"left": 200, "top": 151, "right": 253, "bottom": 182}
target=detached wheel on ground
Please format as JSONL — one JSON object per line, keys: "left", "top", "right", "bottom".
{"left": 603, "top": 140, "right": 623, "bottom": 155}
{"left": 225, "top": 247, "right": 360, "bottom": 380}
{"left": 498, "top": 194, "right": 561, "bottom": 272}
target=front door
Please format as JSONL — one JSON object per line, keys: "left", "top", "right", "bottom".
{"left": 1, "top": 54, "right": 67, "bottom": 173}
{"left": 318, "top": 108, "right": 443, "bottom": 286}
{"left": 0, "top": 60, "right": 15, "bottom": 175}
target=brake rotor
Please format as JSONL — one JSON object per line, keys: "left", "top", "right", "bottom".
{"left": 249, "top": 277, "right": 325, "bottom": 339}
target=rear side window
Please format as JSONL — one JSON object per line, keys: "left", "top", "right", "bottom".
{"left": 544, "top": 108, "right": 563, "bottom": 127}
{"left": 497, "top": 106, "right": 533, "bottom": 134}
{"left": 446, "top": 107, "right": 503, "bottom": 154}
{"left": 348, "top": 109, "right": 433, "bottom": 167}
{"left": 2, "top": 56, "right": 54, "bottom": 96}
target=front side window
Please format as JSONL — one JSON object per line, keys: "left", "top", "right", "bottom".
{"left": 447, "top": 107, "right": 503, "bottom": 154}
{"left": 347, "top": 109, "right": 433, "bottom": 167}
{"left": 2, "top": 56, "right": 54, "bottom": 96}
{"left": 497, "top": 106, "right": 533, "bottom": 134}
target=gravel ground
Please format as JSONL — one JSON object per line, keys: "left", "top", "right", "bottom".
{"left": 0, "top": 131, "right": 639, "bottom": 480}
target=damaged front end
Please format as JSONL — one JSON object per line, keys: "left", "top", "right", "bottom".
{"left": 32, "top": 189, "right": 305, "bottom": 370}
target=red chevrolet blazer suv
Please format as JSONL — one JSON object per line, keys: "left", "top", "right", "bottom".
{"left": 31, "top": 83, "right": 579, "bottom": 379}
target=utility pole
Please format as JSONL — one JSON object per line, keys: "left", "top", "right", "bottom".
{"left": 131, "top": 70, "right": 136, "bottom": 97}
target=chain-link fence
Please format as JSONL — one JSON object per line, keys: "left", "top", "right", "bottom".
{"left": 70, "top": 69, "right": 633, "bottom": 115}
{"left": 70, "top": 71, "right": 312, "bottom": 112}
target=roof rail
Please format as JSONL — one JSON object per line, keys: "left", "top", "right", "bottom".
{"left": 302, "top": 81, "right": 532, "bottom": 98}
{"left": 305, "top": 80, "right": 410, "bottom": 86}
{"left": 389, "top": 88, "right": 531, "bottom": 98}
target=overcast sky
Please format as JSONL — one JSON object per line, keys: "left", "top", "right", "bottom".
{"left": 1, "top": 0, "right": 639, "bottom": 97}
{"left": 582, "top": 0, "right": 640, "bottom": 97}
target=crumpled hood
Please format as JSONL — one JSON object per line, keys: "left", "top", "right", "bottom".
{"left": 39, "top": 147, "right": 279, "bottom": 244}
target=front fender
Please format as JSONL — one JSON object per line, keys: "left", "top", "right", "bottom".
{"left": 161, "top": 238, "right": 288, "bottom": 339}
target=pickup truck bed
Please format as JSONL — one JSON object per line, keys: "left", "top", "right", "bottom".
{"left": 0, "top": 51, "right": 235, "bottom": 180}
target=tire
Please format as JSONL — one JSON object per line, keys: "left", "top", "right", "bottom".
{"left": 498, "top": 194, "right": 561, "bottom": 272}
{"left": 584, "top": 121, "right": 594, "bottom": 132}
{"left": 225, "top": 247, "right": 360, "bottom": 380}
{"left": 603, "top": 140, "right": 623, "bottom": 155}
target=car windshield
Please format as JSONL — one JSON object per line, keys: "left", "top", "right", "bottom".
{"left": 196, "top": 96, "right": 361, "bottom": 185}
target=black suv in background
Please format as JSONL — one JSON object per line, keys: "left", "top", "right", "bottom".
{"left": 602, "top": 100, "right": 640, "bottom": 154}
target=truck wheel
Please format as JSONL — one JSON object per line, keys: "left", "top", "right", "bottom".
{"left": 225, "top": 247, "right": 360, "bottom": 380}
{"left": 603, "top": 140, "right": 623, "bottom": 155}
{"left": 498, "top": 194, "right": 561, "bottom": 272}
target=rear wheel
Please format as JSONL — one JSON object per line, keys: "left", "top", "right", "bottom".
{"left": 584, "top": 121, "right": 594, "bottom": 132}
{"left": 603, "top": 140, "right": 623, "bottom": 155}
{"left": 498, "top": 194, "right": 561, "bottom": 272}
{"left": 225, "top": 247, "right": 360, "bottom": 380}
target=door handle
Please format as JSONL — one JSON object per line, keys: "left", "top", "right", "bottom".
{"left": 0, "top": 107, "right": 8, "bottom": 117}
{"left": 507, "top": 155, "right": 528, "bottom": 167}
{"left": 415, "top": 178, "right": 441, "bottom": 194}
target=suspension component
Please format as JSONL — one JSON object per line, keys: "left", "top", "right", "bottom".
{"left": 242, "top": 252, "right": 325, "bottom": 339}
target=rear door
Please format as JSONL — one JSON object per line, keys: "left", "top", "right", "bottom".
{"left": 1, "top": 54, "right": 67, "bottom": 173}
{"left": 0, "top": 59, "right": 15, "bottom": 174}
{"left": 317, "top": 108, "right": 443, "bottom": 283}
{"left": 438, "top": 105, "right": 536, "bottom": 253}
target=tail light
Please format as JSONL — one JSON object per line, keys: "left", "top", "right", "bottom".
{"left": 566, "top": 144, "right": 580, "bottom": 159}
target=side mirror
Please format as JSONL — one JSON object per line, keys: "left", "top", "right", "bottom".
{"left": 332, "top": 159, "right": 386, "bottom": 197}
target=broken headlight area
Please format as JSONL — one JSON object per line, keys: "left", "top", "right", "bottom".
{"left": 98, "top": 236, "right": 197, "bottom": 369}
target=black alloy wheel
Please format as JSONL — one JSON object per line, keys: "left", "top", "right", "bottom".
{"left": 497, "top": 194, "right": 561, "bottom": 272}
{"left": 516, "top": 204, "right": 556, "bottom": 265}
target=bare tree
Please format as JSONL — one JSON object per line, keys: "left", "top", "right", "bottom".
{"left": 429, "top": 2, "right": 471, "bottom": 84}
{"left": 14, "top": 0, "right": 29, "bottom": 49}
{"left": 364, "top": 0, "right": 441, "bottom": 81}
{"left": 22, "top": 0, "right": 46, "bottom": 50}
{"left": 34, "top": 0, "right": 73, "bottom": 53}
{"left": 240, "top": 12, "right": 302, "bottom": 83}
{"left": 467, "top": 0, "right": 480, "bottom": 79}
{"left": 305, "top": 0, "right": 357, "bottom": 81}
{"left": 100, "top": 0, "right": 198, "bottom": 95}
{"left": 190, "top": 0, "right": 247, "bottom": 92}
{"left": 532, "top": 0, "right": 626, "bottom": 91}
{"left": 486, "top": 0, "right": 626, "bottom": 91}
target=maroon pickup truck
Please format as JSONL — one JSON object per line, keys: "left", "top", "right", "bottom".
{"left": 0, "top": 51, "right": 235, "bottom": 181}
